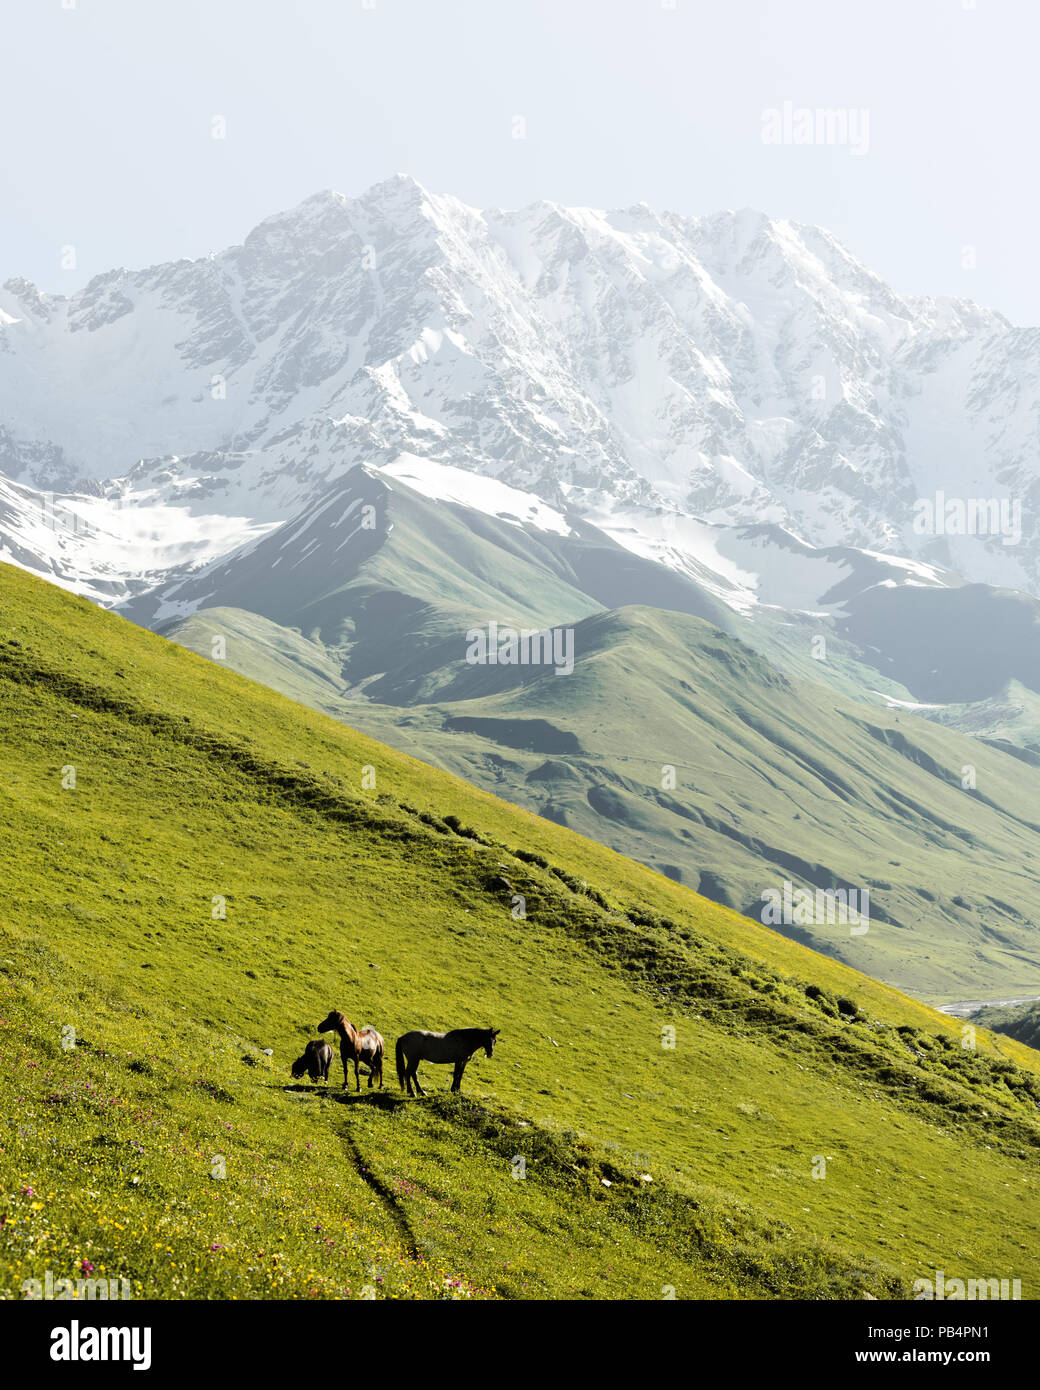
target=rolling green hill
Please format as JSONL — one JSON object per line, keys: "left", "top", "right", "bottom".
{"left": 922, "top": 681, "right": 1040, "bottom": 759}
{"left": 3, "top": 561, "right": 1040, "bottom": 1301}
{"left": 168, "top": 603, "right": 1040, "bottom": 1003}
{"left": 970, "top": 998, "right": 1040, "bottom": 1053}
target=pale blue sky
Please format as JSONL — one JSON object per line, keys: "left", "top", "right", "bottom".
{"left": 2, "top": 0, "right": 1036, "bottom": 321}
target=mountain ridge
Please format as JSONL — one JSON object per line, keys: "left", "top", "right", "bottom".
{"left": 1, "top": 175, "right": 1035, "bottom": 597}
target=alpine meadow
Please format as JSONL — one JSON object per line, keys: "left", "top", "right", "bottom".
{"left": 2, "top": 563, "right": 1039, "bottom": 1303}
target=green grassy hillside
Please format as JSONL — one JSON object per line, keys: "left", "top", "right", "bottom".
{"left": 923, "top": 681, "right": 1040, "bottom": 758}
{"left": 3, "top": 562, "right": 1040, "bottom": 1300}
{"left": 126, "top": 468, "right": 607, "bottom": 706}
{"left": 169, "top": 603, "right": 1040, "bottom": 1002}
{"left": 971, "top": 998, "right": 1040, "bottom": 1052}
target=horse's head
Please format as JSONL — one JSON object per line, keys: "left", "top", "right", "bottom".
{"left": 485, "top": 1027, "right": 501, "bottom": 1058}
{"left": 290, "top": 1056, "right": 308, "bottom": 1079}
{"left": 316, "top": 1011, "right": 342, "bottom": 1034}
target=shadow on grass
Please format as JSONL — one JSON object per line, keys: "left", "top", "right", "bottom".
{"left": 278, "top": 1082, "right": 409, "bottom": 1113}
{"left": 327, "top": 1089, "right": 409, "bottom": 1114}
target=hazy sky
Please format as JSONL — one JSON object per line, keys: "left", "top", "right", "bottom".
{"left": 3, "top": 0, "right": 1036, "bottom": 321}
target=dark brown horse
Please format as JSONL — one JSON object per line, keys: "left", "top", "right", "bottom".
{"left": 291, "top": 1039, "right": 333, "bottom": 1083}
{"left": 396, "top": 1027, "right": 500, "bottom": 1097}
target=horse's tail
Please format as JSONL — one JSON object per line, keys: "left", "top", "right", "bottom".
{"left": 395, "top": 1035, "right": 407, "bottom": 1090}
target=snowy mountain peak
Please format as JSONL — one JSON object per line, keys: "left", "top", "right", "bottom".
{"left": 0, "top": 177, "right": 1036, "bottom": 600}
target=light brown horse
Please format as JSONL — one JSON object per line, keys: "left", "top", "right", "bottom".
{"left": 355, "top": 1026, "right": 385, "bottom": 1090}
{"left": 396, "top": 1027, "right": 500, "bottom": 1097}
{"left": 317, "top": 1010, "right": 364, "bottom": 1090}
{"left": 291, "top": 1039, "right": 333, "bottom": 1083}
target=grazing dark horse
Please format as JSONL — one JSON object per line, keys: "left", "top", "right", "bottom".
{"left": 317, "top": 1010, "right": 364, "bottom": 1090}
{"left": 291, "top": 1039, "right": 333, "bottom": 1083}
{"left": 396, "top": 1027, "right": 500, "bottom": 1097}
{"left": 356, "top": 1026, "right": 385, "bottom": 1090}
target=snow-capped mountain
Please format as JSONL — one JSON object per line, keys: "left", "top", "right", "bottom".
{"left": 0, "top": 175, "right": 1035, "bottom": 601}
{"left": 0, "top": 469, "right": 273, "bottom": 605}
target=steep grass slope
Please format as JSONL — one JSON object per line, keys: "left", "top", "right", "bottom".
{"left": 2, "top": 562, "right": 1040, "bottom": 1300}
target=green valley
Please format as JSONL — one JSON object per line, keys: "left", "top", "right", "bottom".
{"left": 167, "top": 600, "right": 1040, "bottom": 1003}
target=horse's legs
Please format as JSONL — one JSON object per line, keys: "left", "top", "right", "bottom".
{"left": 342, "top": 1043, "right": 350, "bottom": 1089}
{"left": 410, "top": 1063, "right": 425, "bottom": 1097}
{"left": 354, "top": 1055, "right": 361, "bottom": 1093}
{"left": 451, "top": 1060, "right": 466, "bottom": 1093}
